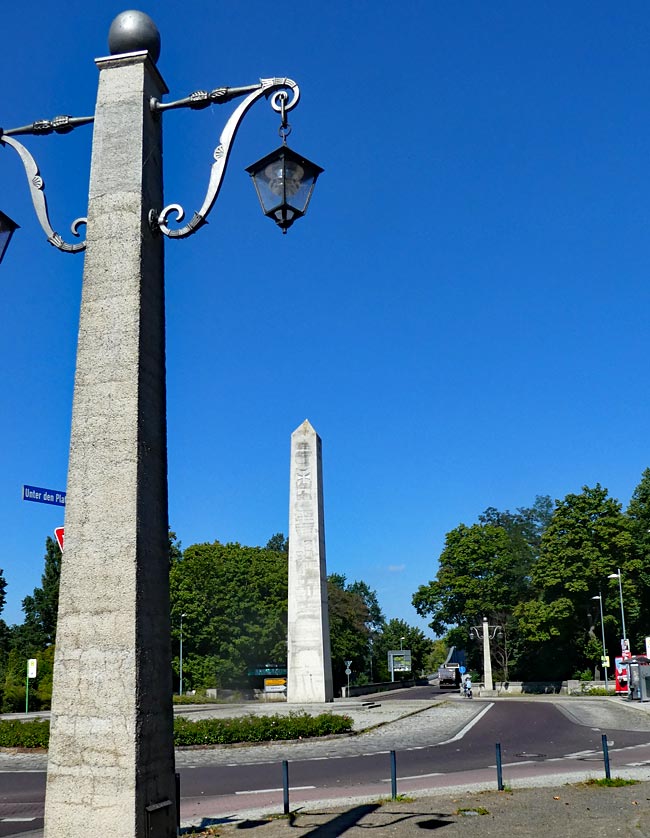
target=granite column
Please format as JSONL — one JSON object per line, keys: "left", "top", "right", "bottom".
{"left": 43, "top": 49, "right": 176, "bottom": 838}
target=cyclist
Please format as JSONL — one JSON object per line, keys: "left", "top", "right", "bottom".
{"left": 463, "top": 675, "right": 473, "bottom": 699}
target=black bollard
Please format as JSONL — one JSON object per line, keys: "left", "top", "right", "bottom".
{"left": 601, "top": 733, "right": 611, "bottom": 780}
{"left": 282, "top": 760, "right": 290, "bottom": 814}
{"left": 496, "top": 742, "right": 504, "bottom": 791}
{"left": 390, "top": 750, "right": 397, "bottom": 800}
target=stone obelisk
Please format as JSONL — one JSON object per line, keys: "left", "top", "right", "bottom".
{"left": 287, "top": 420, "right": 334, "bottom": 702}
{"left": 44, "top": 14, "right": 176, "bottom": 838}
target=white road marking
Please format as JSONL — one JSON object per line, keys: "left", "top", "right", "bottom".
{"left": 492, "top": 761, "right": 535, "bottom": 767}
{"left": 235, "top": 786, "right": 315, "bottom": 795}
{"left": 381, "top": 772, "right": 443, "bottom": 781}
{"left": 439, "top": 703, "right": 494, "bottom": 744}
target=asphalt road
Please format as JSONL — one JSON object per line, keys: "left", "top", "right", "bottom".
{"left": 3, "top": 693, "right": 650, "bottom": 836}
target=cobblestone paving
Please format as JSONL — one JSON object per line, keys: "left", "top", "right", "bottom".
{"left": 175, "top": 700, "right": 480, "bottom": 767}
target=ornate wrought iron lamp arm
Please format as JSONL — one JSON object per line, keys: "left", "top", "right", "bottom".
{"left": 151, "top": 77, "right": 300, "bottom": 239}
{"left": 0, "top": 133, "right": 86, "bottom": 253}
{"left": 3, "top": 114, "right": 94, "bottom": 137}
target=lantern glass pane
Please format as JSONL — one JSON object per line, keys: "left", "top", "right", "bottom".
{"left": 0, "top": 211, "right": 18, "bottom": 265}
{"left": 0, "top": 230, "right": 10, "bottom": 256}
{"left": 247, "top": 145, "right": 322, "bottom": 230}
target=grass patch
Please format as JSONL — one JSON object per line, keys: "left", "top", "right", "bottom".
{"left": 456, "top": 807, "right": 490, "bottom": 816}
{"left": 584, "top": 777, "right": 639, "bottom": 788}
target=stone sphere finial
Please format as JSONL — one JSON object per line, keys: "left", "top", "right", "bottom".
{"left": 108, "top": 10, "right": 161, "bottom": 64}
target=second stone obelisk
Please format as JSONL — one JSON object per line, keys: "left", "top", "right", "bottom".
{"left": 287, "top": 420, "right": 334, "bottom": 703}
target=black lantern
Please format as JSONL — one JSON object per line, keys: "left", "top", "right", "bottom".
{"left": 0, "top": 210, "right": 19, "bottom": 264}
{"left": 246, "top": 144, "right": 323, "bottom": 233}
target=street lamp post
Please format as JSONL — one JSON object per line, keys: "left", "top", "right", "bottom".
{"left": 592, "top": 594, "right": 609, "bottom": 689}
{"left": 179, "top": 612, "right": 186, "bottom": 697}
{"left": 400, "top": 636, "right": 405, "bottom": 650}
{"left": 608, "top": 569, "right": 628, "bottom": 654}
{"left": 1, "top": 12, "right": 321, "bottom": 838}
{"left": 469, "top": 617, "right": 503, "bottom": 693}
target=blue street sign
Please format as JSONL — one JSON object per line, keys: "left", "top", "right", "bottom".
{"left": 459, "top": 665, "right": 466, "bottom": 674}
{"left": 22, "top": 485, "right": 66, "bottom": 507}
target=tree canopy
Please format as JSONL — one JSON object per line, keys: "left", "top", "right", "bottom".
{"left": 413, "top": 477, "right": 650, "bottom": 681}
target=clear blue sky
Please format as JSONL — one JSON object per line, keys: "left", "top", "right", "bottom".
{"left": 2, "top": 2, "right": 649, "bottom": 636}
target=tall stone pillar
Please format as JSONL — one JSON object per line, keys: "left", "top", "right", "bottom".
{"left": 482, "top": 616, "right": 494, "bottom": 692}
{"left": 43, "top": 45, "right": 176, "bottom": 838}
{"left": 287, "top": 420, "right": 333, "bottom": 703}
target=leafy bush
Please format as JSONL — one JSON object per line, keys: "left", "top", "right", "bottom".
{"left": 582, "top": 687, "right": 614, "bottom": 696}
{"left": 173, "top": 694, "right": 222, "bottom": 705}
{"left": 174, "top": 712, "right": 353, "bottom": 746}
{"left": 0, "top": 711, "right": 353, "bottom": 749}
{"left": 0, "top": 719, "right": 50, "bottom": 748}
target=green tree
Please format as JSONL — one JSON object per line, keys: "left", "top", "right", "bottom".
{"left": 327, "top": 580, "right": 370, "bottom": 690}
{"left": 347, "top": 580, "right": 385, "bottom": 633}
{"left": 0, "top": 567, "right": 6, "bottom": 617}
{"left": 422, "top": 638, "right": 449, "bottom": 675}
{"left": 265, "top": 533, "right": 289, "bottom": 553}
{"left": 516, "top": 485, "right": 634, "bottom": 679}
{"left": 412, "top": 523, "right": 530, "bottom": 635}
{"left": 21, "top": 536, "right": 61, "bottom": 650}
{"left": 326, "top": 575, "right": 385, "bottom": 685}
{"left": 169, "top": 529, "right": 183, "bottom": 565}
{"left": 169, "top": 540, "right": 288, "bottom": 690}
{"left": 624, "top": 467, "right": 650, "bottom": 649}
{"left": 372, "top": 618, "right": 433, "bottom": 682}
{"left": 413, "top": 500, "right": 552, "bottom": 681}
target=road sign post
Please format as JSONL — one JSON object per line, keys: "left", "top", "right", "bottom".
{"left": 26, "top": 658, "right": 37, "bottom": 713}
{"left": 345, "top": 660, "right": 352, "bottom": 694}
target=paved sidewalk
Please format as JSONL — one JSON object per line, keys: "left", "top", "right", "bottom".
{"left": 204, "top": 779, "right": 650, "bottom": 838}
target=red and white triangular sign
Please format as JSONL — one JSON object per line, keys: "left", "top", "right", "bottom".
{"left": 54, "top": 526, "right": 64, "bottom": 552}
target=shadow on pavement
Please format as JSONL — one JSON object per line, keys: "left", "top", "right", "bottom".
{"left": 229, "top": 806, "right": 458, "bottom": 836}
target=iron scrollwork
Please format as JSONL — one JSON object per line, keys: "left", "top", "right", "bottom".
{"left": 151, "top": 78, "right": 300, "bottom": 239}
{"left": 0, "top": 132, "right": 87, "bottom": 253}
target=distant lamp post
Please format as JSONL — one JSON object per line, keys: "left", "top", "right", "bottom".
{"left": 179, "top": 612, "right": 186, "bottom": 696}
{"left": 0, "top": 210, "right": 19, "bottom": 264}
{"left": 591, "top": 594, "right": 609, "bottom": 689}
{"left": 400, "top": 636, "right": 405, "bottom": 651}
{"left": 608, "top": 569, "right": 628, "bottom": 654}
{"left": 469, "top": 617, "right": 503, "bottom": 693}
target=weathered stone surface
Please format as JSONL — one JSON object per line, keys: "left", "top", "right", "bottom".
{"left": 43, "top": 52, "right": 175, "bottom": 838}
{"left": 287, "top": 420, "right": 333, "bottom": 703}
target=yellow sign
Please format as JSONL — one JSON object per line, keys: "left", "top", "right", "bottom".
{"left": 264, "top": 678, "right": 286, "bottom": 687}
{"left": 602, "top": 656, "right": 610, "bottom": 667}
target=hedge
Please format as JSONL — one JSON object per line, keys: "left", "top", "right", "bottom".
{"left": 0, "top": 719, "right": 50, "bottom": 748}
{"left": 0, "top": 711, "right": 353, "bottom": 749}
{"left": 174, "top": 712, "right": 353, "bottom": 746}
